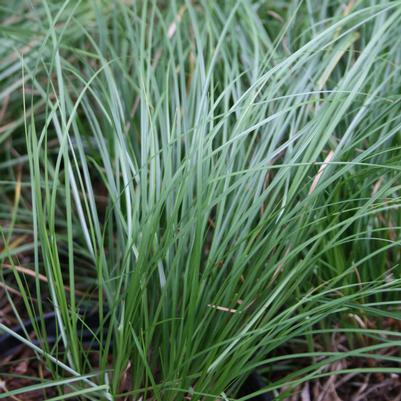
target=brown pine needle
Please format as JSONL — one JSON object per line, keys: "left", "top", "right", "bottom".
{"left": 309, "top": 151, "right": 334, "bottom": 194}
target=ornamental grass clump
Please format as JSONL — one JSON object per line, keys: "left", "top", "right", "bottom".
{"left": 1, "top": 1, "right": 401, "bottom": 400}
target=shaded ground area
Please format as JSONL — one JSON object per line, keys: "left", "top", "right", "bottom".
{"left": 281, "top": 361, "right": 401, "bottom": 401}
{"left": 0, "top": 355, "right": 57, "bottom": 401}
